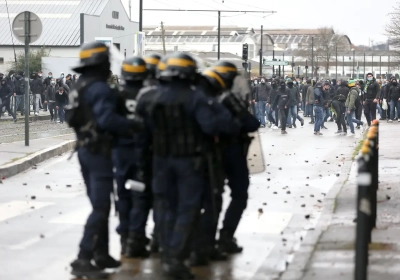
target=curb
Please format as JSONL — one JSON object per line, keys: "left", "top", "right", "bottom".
{"left": 0, "top": 140, "right": 76, "bottom": 179}
{"left": 0, "top": 114, "right": 51, "bottom": 123}
{"left": 279, "top": 134, "right": 365, "bottom": 280}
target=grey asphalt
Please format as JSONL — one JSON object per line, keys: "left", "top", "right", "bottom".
{"left": 0, "top": 117, "right": 364, "bottom": 280}
{"left": 295, "top": 122, "right": 400, "bottom": 280}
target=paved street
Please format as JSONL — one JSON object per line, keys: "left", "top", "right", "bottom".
{"left": 293, "top": 122, "right": 400, "bottom": 280}
{"left": 0, "top": 118, "right": 363, "bottom": 280}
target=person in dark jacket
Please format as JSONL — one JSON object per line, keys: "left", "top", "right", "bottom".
{"left": 5, "top": 70, "right": 16, "bottom": 94}
{"left": 287, "top": 79, "right": 304, "bottom": 128}
{"left": 55, "top": 87, "right": 68, "bottom": 124}
{"left": 44, "top": 72, "right": 53, "bottom": 87}
{"left": 56, "top": 77, "right": 70, "bottom": 94}
{"left": 273, "top": 80, "right": 292, "bottom": 134}
{"left": 355, "top": 80, "right": 365, "bottom": 128}
{"left": 254, "top": 77, "right": 271, "bottom": 127}
{"left": 0, "top": 79, "right": 17, "bottom": 122}
{"left": 363, "top": 73, "right": 380, "bottom": 126}
{"left": 30, "top": 73, "right": 45, "bottom": 115}
{"left": 268, "top": 79, "right": 279, "bottom": 129}
{"left": 45, "top": 78, "right": 58, "bottom": 121}
{"left": 313, "top": 82, "right": 324, "bottom": 136}
{"left": 13, "top": 73, "right": 25, "bottom": 115}
{"left": 302, "top": 79, "right": 311, "bottom": 116}
{"left": 331, "top": 86, "right": 347, "bottom": 135}
{"left": 65, "top": 74, "right": 75, "bottom": 91}
{"left": 388, "top": 77, "right": 400, "bottom": 122}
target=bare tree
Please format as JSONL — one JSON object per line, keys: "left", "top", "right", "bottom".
{"left": 385, "top": 3, "right": 400, "bottom": 70}
{"left": 296, "top": 27, "right": 350, "bottom": 75}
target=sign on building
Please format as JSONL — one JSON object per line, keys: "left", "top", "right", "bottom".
{"left": 134, "top": 32, "right": 146, "bottom": 57}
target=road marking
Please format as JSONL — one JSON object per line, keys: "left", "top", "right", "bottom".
{"left": 8, "top": 225, "right": 74, "bottom": 250}
{"left": 49, "top": 207, "right": 91, "bottom": 225}
{"left": 0, "top": 200, "right": 54, "bottom": 222}
{"left": 237, "top": 211, "right": 293, "bottom": 234}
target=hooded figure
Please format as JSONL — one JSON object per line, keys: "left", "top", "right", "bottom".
{"left": 0, "top": 79, "right": 17, "bottom": 122}
{"left": 272, "top": 79, "right": 292, "bottom": 134}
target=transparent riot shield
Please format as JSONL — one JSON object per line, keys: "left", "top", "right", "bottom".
{"left": 231, "top": 73, "right": 265, "bottom": 174}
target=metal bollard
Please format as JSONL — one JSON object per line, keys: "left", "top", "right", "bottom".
{"left": 367, "top": 125, "right": 378, "bottom": 229}
{"left": 355, "top": 150, "right": 372, "bottom": 280}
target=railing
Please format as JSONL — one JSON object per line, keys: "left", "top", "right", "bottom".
{"left": 355, "top": 119, "right": 379, "bottom": 280}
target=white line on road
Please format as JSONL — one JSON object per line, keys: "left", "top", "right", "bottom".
{"left": 8, "top": 224, "right": 75, "bottom": 250}
{"left": 0, "top": 200, "right": 54, "bottom": 222}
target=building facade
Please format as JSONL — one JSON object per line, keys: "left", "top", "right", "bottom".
{"left": 144, "top": 25, "right": 399, "bottom": 78}
{"left": 0, "top": 0, "right": 138, "bottom": 74}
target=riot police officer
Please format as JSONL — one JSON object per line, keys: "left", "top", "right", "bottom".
{"left": 112, "top": 56, "right": 149, "bottom": 258}
{"left": 135, "top": 55, "right": 168, "bottom": 255}
{"left": 213, "top": 61, "right": 259, "bottom": 255}
{"left": 144, "top": 53, "right": 162, "bottom": 86}
{"left": 145, "top": 53, "right": 241, "bottom": 279}
{"left": 67, "top": 42, "right": 143, "bottom": 279}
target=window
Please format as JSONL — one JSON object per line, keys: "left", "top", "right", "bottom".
{"left": 0, "top": 57, "right": 3, "bottom": 65}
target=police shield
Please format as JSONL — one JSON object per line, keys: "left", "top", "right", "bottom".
{"left": 109, "top": 44, "right": 125, "bottom": 81}
{"left": 230, "top": 73, "right": 265, "bottom": 174}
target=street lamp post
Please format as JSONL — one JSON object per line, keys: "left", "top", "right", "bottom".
{"left": 311, "top": 37, "right": 314, "bottom": 79}
{"left": 363, "top": 52, "right": 366, "bottom": 80}
{"left": 351, "top": 48, "right": 355, "bottom": 79}
{"left": 335, "top": 44, "right": 338, "bottom": 80}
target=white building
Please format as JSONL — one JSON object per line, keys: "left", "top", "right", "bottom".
{"left": 144, "top": 25, "right": 399, "bottom": 78}
{"left": 0, "top": 0, "right": 138, "bottom": 74}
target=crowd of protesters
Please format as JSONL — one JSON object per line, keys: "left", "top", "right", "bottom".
{"left": 250, "top": 73, "right": 400, "bottom": 135}
{"left": 0, "top": 70, "right": 120, "bottom": 123}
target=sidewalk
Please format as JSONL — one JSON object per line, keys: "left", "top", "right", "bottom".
{"left": 281, "top": 122, "right": 400, "bottom": 280}
{"left": 0, "top": 134, "right": 75, "bottom": 179}
{"left": 0, "top": 110, "right": 51, "bottom": 122}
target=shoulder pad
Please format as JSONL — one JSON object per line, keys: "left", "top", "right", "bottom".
{"left": 136, "top": 85, "right": 159, "bottom": 101}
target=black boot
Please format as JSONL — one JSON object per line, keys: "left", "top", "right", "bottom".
{"left": 120, "top": 234, "right": 128, "bottom": 256}
{"left": 189, "top": 250, "right": 209, "bottom": 267}
{"left": 94, "top": 254, "right": 121, "bottom": 269}
{"left": 150, "top": 236, "right": 160, "bottom": 253}
{"left": 125, "top": 232, "right": 150, "bottom": 258}
{"left": 218, "top": 231, "right": 243, "bottom": 254}
{"left": 164, "top": 258, "right": 195, "bottom": 280}
{"left": 209, "top": 246, "right": 228, "bottom": 261}
{"left": 70, "top": 259, "right": 109, "bottom": 279}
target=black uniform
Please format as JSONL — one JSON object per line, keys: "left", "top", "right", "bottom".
{"left": 273, "top": 80, "right": 292, "bottom": 132}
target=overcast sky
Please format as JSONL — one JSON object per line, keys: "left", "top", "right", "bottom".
{"left": 122, "top": 0, "right": 396, "bottom": 46}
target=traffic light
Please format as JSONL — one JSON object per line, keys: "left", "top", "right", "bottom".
{"left": 242, "top": 43, "right": 248, "bottom": 60}
{"left": 263, "top": 58, "right": 266, "bottom": 65}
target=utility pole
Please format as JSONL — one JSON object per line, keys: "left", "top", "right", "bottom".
{"left": 145, "top": 9, "right": 276, "bottom": 60}
{"left": 161, "top": 21, "right": 166, "bottom": 55}
{"left": 311, "top": 37, "right": 314, "bottom": 79}
{"left": 218, "top": 11, "right": 221, "bottom": 60}
{"left": 364, "top": 52, "right": 366, "bottom": 80}
{"left": 259, "top": 25, "right": 263, "bottom": 76}
{"left": 335, "top": 44, "right": 338, "bottom": 80}
{"left": 138, "top": 0, "right": 143, "bottom": 31}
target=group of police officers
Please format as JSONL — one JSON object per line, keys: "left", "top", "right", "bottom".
{"left": 66, "top": 41, "right": 259, "bottom": 279}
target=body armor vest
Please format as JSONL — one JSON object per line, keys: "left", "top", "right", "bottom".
{"left": 151, "top": 89, "right": 204, "bottom": 157}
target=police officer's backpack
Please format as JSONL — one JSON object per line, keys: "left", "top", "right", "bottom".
{"left": 65, "top": 78, "right": 98, "bottom": 131}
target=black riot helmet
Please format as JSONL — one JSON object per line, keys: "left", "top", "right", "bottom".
{"left": 159, "top": 52, "right": 197, "bottom": 80}
{"left": 144, "top": 53, "right": 162, "bottom": 79}
{"left": 121, "top": 56, "right": 148, "bottom": 81}
{"left": 72, "top": 41, "right": 110, "bottom": 74}
{"left": 202, "top": 68, "right": 226, "bottom": 92}
{"left": 212, "top": 61, "right": 238, "bottom": 89}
